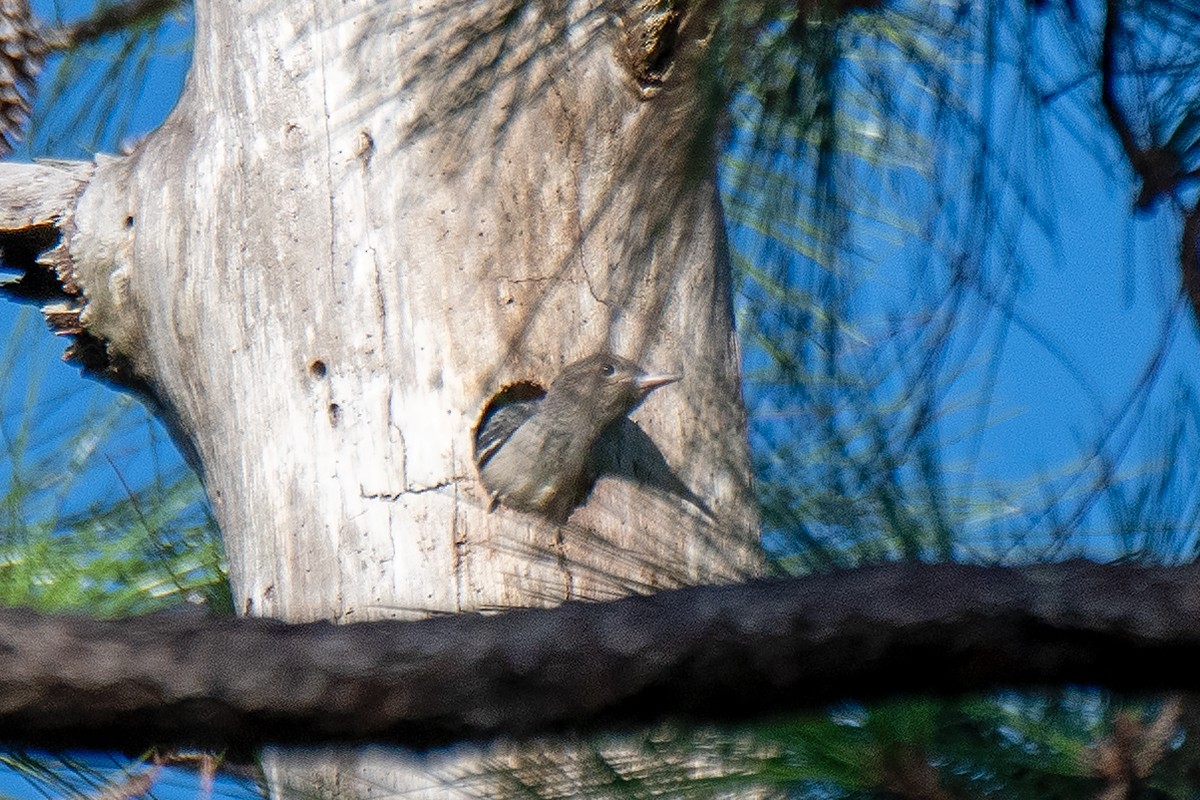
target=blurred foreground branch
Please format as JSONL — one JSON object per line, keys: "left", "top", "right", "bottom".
{"left": 2, "top": 560, "right": 1200, "bottom": 751}
{"left": 39, "top": 0, "right": 182, "bottom": 50}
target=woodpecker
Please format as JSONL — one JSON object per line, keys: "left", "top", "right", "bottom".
{"left": 474, "top": 352, "right": 679, "bottom": 521}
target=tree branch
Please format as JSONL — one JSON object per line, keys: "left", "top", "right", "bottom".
{"left": 1099, "top": 1, "right": 1200, "bottom": 330}
{"left": 0, "top": 160, "right": 89, "bottom": 303}
{"left": 39, "top": 0, "right": 184, "bottom": 50}
{"left": 0, "top": 560, "right": 1198, "bottom": 751}
{"left": 1099, "top": 0, "right": 1141, "bottom": 176}
{"left": 1178, "top": 199, "right": 1200, "bottom": 326}
{"left": 1099, "top": 0, "right": 1195, "bottom": 209}
{"left": 0, "top": 159, "right": 161, "bottom": 393}
{"left": 0, "top": 160, "right": 91, "bottom": 228}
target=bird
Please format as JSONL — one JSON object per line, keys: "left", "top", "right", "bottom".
{"left": 474, "top": 352, "right": 679, "bottom": 521}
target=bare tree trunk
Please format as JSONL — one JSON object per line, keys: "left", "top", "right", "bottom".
{"left": 2, "top": 0, "right": 760, "bottom": 795}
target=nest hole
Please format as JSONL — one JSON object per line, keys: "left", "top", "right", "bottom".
{"left": 473, "top": 380, "right": 546, "bottom": 463}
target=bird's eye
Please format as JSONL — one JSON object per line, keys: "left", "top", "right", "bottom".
{"left": 599, "top": 362, "right": 615, "bottom": 377}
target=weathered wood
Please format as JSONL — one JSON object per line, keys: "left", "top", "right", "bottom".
{"left": 57, "top": 0, "right": 760, "bottom": 625}
{"left": 0, "top": 161, "right": 91, "bottom": 228}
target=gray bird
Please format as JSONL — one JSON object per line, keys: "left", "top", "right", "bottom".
{"left": 474, "top": 352, "right": 679, "bottom": 521}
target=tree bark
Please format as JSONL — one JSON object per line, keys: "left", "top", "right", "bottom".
{"left": 65, "top": 0, "right": 760, "bottom": 620}
{"left": 1, "top": 0, "right": 760, "bottom": 796}
{"left": 0, "top": 560, "right": 1196, "bottom": 753}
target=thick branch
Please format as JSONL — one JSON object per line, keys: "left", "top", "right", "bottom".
{"left": 0, "top": 560, "right": 1199, "bottom": 751}
{"left": 0, "top": 159, "right": 157, "bottom": 392}
{"left": 0, "top": 160, "right": 89, "bottom": 304}
{"left": 0, "top": 160, "right": 90, "bottom": 228}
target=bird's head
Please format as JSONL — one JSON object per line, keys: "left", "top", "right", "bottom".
{"left": 549, "top": 352, "right": 679, "bottom": 421}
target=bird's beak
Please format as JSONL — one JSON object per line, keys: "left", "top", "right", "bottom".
{"left": 635, "top": 372, "right": 680, "bottom": 396}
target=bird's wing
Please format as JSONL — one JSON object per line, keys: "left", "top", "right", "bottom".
{"left": 473, "top": 400, "right": 538, "bottom": 467}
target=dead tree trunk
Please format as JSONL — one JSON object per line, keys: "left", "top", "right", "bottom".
{"left": 0, "top": 0, "right": 761, "bottom": 795}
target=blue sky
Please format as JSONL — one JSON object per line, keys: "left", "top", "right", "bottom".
{"left": 0, "top": 751, "right": 260, "bottom": 800}
{"left": 722, "top": 6, "right": 1200, "bottom": 559}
